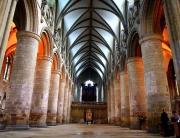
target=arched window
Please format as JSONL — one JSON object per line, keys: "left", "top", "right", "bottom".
{"left": 3, "top": 55, "right": 13, "bottom": 81}
{"left": 85, "top": 80, "right": 94, "bottom": 86}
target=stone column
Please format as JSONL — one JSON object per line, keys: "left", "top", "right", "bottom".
{"left": 46, "top": 70, "right": 60, "bottom": 126}
{"left": 67, "top": 90, "right": 72, "bottom": 123}
{"left": 29, "top": 56, "right": 53, "bottom": 127}
{"left": 139, "top": 34, "right": 171, "bottom": 133}
{"left": 70, "top": 91, "right": 72, "bottom": 121}
{"left": 2, "top": 31, "right": 40, "bottom": 130}
{"left": 56, "top": 79, "right": 65, "bottom": 124}
{"left": 163, "top": 0, "right": 180, "bottom": 95}
{"left": 0, "top": 0, "right": 18, "bottom": 73}
{"left": 114, "top": 80, "right": 121, "bottom": 125}
{"left": 80, "top": 86, "right": 82, "bottom": 102}
{"left": 110, "top": 81, "right": 115, "bottom": 124}
{"left": 62, "top": 86, "right": 69, "bottom": 123}
{"left": 127, "top": 57, "right": 147, "bottom": 129}
{"left": 67, "top": 89, "right": 70, "bottom": 123}
{"left": 107, "top": 85, "right": 111, "bottom": 123}
{"left": 101, "top": 86, "right": 104, "bottom": 102}
{"left": 117, "top": 77, "right": 121, "bottom": 125}
{"left": 120, "top": 71, "right": 130, "bottom": 127}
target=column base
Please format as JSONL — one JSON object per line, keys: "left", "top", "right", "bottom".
{"left": 29, "top": 124, "right": 47, "bottom": 128}
{"left": 47, "top": 122, "right": 57, "bottom": 126}
{"left": 130, "top": 125, "right": 142, "bottom": 130}
{"left": 2, "top": 125, "right": 30, "bottom": 130}
{"left": 147, "top": 127, "right": 159, "bottom": 133}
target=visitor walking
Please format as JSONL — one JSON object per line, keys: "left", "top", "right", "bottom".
{"left": 161, "top": 108, "right": 170, "bottom": 137}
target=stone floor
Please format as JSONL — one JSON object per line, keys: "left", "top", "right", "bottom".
{"left": 0, "top": 124, "right": 176, "bottom": 138}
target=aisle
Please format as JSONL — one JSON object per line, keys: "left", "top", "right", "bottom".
{"left": 0, "top": 124, "right": 174, "bottom": 138}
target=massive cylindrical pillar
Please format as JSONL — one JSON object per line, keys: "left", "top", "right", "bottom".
{"left": 114, "top": 80, "right": 121, "bottom": 125}
{"left": 67, "top": 89, "right": 72, "bottom": 123}
{"left": 3, "top": 31, "right": 40, "bottom": 130}
{"left": 120, "top": 71, "right": 130, "bottom": 127}
{"left": 139, "top": 34, "right": 171, "bottom": 133}
{"left": 110, "top": 81, "right": 115, "bottom": 124}
{"left": 56, "top": 79, "right": 65, "bottom": 124}
{"left": 127, "top": 57, "right": 147, "bottom": 129}
{"left": 107, "top": 85, "right": 111, "bottom": 124}
{"left": 46, "top": 70, "right": 60, "bottom": 126}
{"left": 29, "top": 56, "right": 53, "bottom": 127}
{"left": 62, "top": 86, "right": 69, "bottom": 123}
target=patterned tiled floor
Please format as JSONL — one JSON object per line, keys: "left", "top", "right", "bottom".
{"left": 0, "top": 124, "right": 176, "bottom": 138}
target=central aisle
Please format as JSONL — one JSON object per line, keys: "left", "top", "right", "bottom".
{"left": 0, "top": 124, "right": 172, "bottom": 138}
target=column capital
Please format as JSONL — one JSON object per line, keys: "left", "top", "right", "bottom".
{"left": 17, "top": 31, "right": 41, "bottom": 42}
{"left": 37, "top": 55, "right": 53, "bottom": 62}
{"left": 139, "top": 34, "right": 163, "bottom": 45}
{"left": 51, "top": 70, "right": 61, "bottom": 75}
{"left": 126, "top": 57, "right": 142, "bottom": 64}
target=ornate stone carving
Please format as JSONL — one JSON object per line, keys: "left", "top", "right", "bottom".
{"left": 120, "top": 30, "right": 127, "bottom": 51}
{"left": 109, "top": 68, "right": 111, "bottom": 75}
{"left": 41, "top": 0, "right": 47, "bottom": 11}
{"left": 41, "top": 0, "right": 54, "bottom": 29}
{"left": 115, "top": 40, "right": 120, "bottom": 62}
{"left": 128, "top": 0, "right": 140, "bottom": 27}
{"left": 53, "top": 29, "right": 61, "bottom": 49}
{"left": 116, "top": 46, "right": 120, "bottom": 62}
{"left": 65, "top": 59, "right": 69, "bottom": 68}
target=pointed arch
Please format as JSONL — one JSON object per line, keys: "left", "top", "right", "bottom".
{"left": 38, "top": 28, "right": 53, "bottom": 57}
{"left": 61, "top": 65, "right": 66, "bottom": 80}
{"left": 140, "top": 0, "right": 164, "bottom": 36}
{"left": 51, "top": 52, "right": 61, "bottom": 71}
{"left": 127, "top": 29, "right": 141, "bottom": 58}
{"left": 114, "top": 65, "right": 120, "bottom": 81}
{"left": 120, "top": 52, "right": 127, "bottom": 72}
{"left": 24, "top": 0, "right": 39, "bottom": 33}
{"left": 66, "top": 73, "right": 69, "bottom": 87}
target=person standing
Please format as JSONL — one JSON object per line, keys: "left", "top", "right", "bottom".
{"left": 161, "top": 108, "right": 170, "bottom": 137}
{"left": 171, "top": 110, "right": 179, "bottom": 122}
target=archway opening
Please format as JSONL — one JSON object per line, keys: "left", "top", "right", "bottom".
{"left": 161, "top": 22, "right": 179, "bottom": 113}
{"left": 81, "top": 80, "right": 97, "bottom": 102}
{"left": 0, "top": 22, "right": 17, "bottom": 100}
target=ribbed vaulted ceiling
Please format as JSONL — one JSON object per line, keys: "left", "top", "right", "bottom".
{"left": 58, "top": 0, "right": 125, "bottom": 80}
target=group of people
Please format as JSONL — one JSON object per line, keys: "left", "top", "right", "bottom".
{"left": 161, "top": 109, "right": 179, "bottom": 137}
